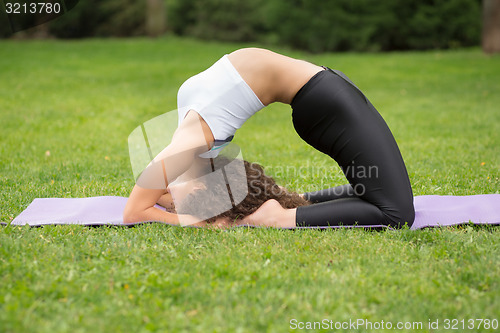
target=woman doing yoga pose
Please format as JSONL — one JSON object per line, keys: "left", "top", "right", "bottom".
{"left": 123, "top": 48, "right": 415, "bottom": 228}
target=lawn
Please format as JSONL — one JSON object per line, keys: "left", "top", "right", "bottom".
{"left": 0, "top": 37, "right": 499, "bottom": 332}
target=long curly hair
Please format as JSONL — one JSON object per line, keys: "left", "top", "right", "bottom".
{"left": 176, "top": 158, "right": 310, "bottom": 224}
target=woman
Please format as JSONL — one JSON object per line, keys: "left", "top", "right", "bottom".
{"left": 123, "top": 48, "right": 415, "bottom": 228}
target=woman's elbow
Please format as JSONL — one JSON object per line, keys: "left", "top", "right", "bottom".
{"left": 123, "top": 208, "right": 142, "bottom": 224}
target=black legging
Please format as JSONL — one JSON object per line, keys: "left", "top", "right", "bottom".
{"left": 291, "top": 68, "right": 415, "bottom": 228}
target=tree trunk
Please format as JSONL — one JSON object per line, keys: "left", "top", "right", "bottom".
{"left": 482, "top": 0, "right": 500, "bottom": 53}
{"left": 146, "top": 0, "right": 166, "bottom": 37}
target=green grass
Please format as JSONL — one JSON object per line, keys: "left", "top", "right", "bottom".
{"left": 0, "top": 37, "right": 499, "bottom": 332}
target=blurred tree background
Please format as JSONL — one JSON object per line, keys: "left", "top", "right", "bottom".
{"left": 1, "top": 0, "right": 495, "bottom": 52}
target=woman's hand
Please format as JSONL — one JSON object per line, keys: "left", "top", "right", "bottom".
{"left": 179, "top": 216, "right": 233, "bottom": 229}
{"left": 157, "top": 190, "right": 176, "bottom": 212}
{"left": 212, "top": 216, "right": 234, "bottom": 229}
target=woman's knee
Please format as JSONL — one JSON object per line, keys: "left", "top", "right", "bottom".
{"left": 387, "top": 199, "right": 415, "bottom": 228}
{"left": 403, "top": 202, "right": 416, "bottom": 227}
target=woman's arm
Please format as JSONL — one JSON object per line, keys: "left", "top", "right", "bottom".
{"left": 123, "top": 111, "right": 214, "bottom": 225}
{"left": 123, "top": 185, "right": 179, "bottom": 224}
{"left": 124, "top": 184, "right": 230, "bottom": 228}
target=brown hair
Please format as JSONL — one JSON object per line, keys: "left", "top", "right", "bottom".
{"left": 176, "top": 159, "right": 310, "bottom": 224}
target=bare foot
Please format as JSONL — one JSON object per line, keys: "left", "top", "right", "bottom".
{"left": 241, "top": 199, "right": 296, "bottom": 228}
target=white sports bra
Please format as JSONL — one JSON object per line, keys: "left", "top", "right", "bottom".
{"left": 177, "top": 55, "right": 265, "bottom": 145}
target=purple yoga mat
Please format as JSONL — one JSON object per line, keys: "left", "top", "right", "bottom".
{"left": 9, "top": 195, "right": 500, "bottom": 229}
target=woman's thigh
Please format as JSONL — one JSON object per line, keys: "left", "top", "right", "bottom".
{"left": 292, "top": 69, "right": 414, "bottom": 226}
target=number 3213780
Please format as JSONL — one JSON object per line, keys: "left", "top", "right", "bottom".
{"left": 5, "top": 2, "right": 62, "bottom": 14}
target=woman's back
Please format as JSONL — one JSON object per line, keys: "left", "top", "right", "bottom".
{"left": 227, "top": 48, "right": 323, "bottom": 105}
